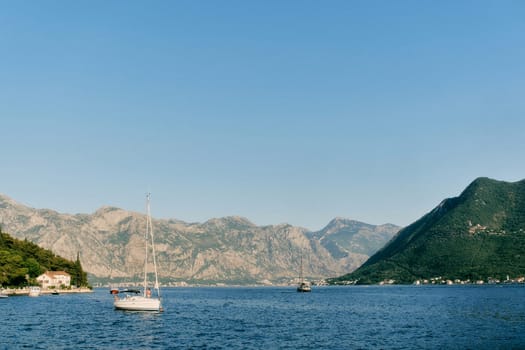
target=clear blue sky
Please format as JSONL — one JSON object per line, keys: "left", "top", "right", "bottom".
{"left": 1, "top": 1, "right": 524, "bottom": 230}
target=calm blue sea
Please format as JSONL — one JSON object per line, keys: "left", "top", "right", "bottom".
{"left": 1, "top": 285, "right": 524, "bottom": 349}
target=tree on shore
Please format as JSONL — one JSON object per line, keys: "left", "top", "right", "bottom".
{"left": 0, "top": 228, "right": 90, "bottom": 288}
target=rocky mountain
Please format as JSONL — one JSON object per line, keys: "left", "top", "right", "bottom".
{"left": 330, "top": 177, "right": 525, "bottom": 284}
{"left": 0, "top": 195, "right": 399, "bottom": 284}
{"left": 308, "top": 218, "right": 400, "bottom": 258}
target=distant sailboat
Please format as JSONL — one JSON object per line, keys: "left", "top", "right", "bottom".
{"left": 113, "top": 194, "right": 163, "bottom": 312}
{"left": 297, "top": 251, "right": 311, "bottom": 293}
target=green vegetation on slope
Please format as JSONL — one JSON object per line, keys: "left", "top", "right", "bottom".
{"left": 330, "top": 178, "right": 525, "bottom": 284}
{"left": 0, "top": 228, "right": 89, "bottom": 288}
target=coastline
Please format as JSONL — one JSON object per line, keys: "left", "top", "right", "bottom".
{"left": 1, "top": 287, "right": 92, "bottom": 296}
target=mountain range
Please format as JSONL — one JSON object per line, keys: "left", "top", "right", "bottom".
{"left": 0, "top": 195, "right": 399, "bottom": 285}
{"left": 331, "top": 177, "right": 525, "bottom": 284}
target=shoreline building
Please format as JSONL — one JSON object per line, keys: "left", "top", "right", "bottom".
{"left": 36, "top": 271, "right": 71, "bottom": 289}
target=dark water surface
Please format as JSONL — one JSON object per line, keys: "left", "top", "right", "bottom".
{"left": 1, "top": 285, "right": 524, "bottom": 349}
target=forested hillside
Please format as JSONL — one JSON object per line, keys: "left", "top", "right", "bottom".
{"left": 331, "top": 178, "right": 525, "bottom": 284}
{"left": 0, "top": 228, "right": 88, "bottom": 288}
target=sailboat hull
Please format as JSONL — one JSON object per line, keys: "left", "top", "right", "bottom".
{"left": 297, "top": 282, "right": 312, "bottom": 293}
{"left": 114, "top": 296, "right": 162, "bottom": 312}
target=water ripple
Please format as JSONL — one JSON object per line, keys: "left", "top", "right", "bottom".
{"left": 1, "top": 286, "right": 525, "bottom": 349}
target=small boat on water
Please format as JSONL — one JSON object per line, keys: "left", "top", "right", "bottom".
{"left": 51, "top": 290, "right": 60, "bottom": 295}
{"left": 296, "top": 251, "right": 312, "bottom": 293}
{"left": 297, "top": 280, "right": 312, "bottom": 293}
{"left": 28, "top": 286, "right": 41, "bottom": 297}
{"left": 113, "top": 288, "right": 162, "bottom": 311}
{"left": 113, "top": 194, "right": 163, "bottom": 312}
{"left": 0, "top": 292, "right": 8, "bottom": 298}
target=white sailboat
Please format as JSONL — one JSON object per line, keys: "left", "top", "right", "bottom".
{"left": 113, "top": 194, "right": 163, "bottom": 312}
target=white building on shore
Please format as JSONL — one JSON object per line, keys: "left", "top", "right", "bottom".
{"left": 36, "top": 271, "right": 71, "bottom": 289}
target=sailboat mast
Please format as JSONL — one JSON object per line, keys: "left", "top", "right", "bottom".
{"left": 143, "top": 193, "right": 151, "bottom": 296}
{"left": 149, "top": 196, "right": 161, "bottom": 298}
{"left": 299, "top": 249, "right": 303, "bottom": 283}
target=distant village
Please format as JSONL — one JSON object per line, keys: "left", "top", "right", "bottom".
{"left": 93, "top": 277, "right": 330, "bottom": 288}
{"left": 393, "top": 276, "right": 525, "bottom": 286}
{"left": 331, "top": 275, "right": 525, "bottom": 286}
